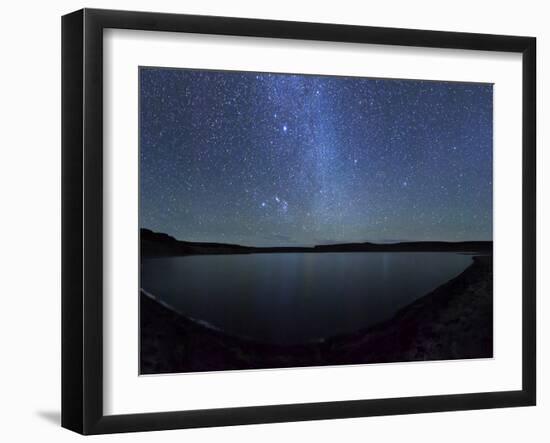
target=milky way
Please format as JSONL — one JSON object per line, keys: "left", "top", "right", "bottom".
{"left": 139, "top": 67, "right": 492, "bottom": 246}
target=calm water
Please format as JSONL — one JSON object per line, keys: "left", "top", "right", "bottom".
{"left": 141, "top": 252, "right": 472, "bottom": 345}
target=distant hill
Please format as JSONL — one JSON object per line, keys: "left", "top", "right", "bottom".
{"left": 140, "top": 228, "right": 492, "bottom": 257}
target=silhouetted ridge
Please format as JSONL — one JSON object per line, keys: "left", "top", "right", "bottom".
{"left": 140, "top": 228, "right": 492, "bottom": 257}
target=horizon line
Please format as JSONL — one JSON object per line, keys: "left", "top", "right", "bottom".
{"left": 140, "top": 227, "right": 493, "bottom": 250}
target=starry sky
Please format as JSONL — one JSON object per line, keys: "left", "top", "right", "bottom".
{"left": 139, "top": 67, "right": 492, "bottom": 247}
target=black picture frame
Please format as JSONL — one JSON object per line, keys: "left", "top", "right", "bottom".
{"left": 62, "top": 8, "right": 536, "bottom": 435}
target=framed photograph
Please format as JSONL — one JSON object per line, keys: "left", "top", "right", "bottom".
{"left": 62, "top": 8, "right": 536, "bottom": 434}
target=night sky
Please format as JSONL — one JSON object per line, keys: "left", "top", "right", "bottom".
{"left": 139, "top": 67, "right": 492, "bottom": 247}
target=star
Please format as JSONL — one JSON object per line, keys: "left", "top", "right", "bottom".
{"left": 139, "top": 67, "right": 493, "bottom": 246}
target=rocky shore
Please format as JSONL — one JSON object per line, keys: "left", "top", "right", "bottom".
{"left": 140, "top": 255, "right": 492, "bottom": 374}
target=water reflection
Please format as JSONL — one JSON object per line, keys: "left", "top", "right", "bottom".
{"left": 141, "top": 252, "right": 472, "bottom": 345}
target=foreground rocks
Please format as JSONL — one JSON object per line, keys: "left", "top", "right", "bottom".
{"left": 140, "top": 256, "right": 492, "bottom": 374}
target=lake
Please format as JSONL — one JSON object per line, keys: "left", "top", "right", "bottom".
{"left": 140, "top": 252, "right": 473, "bottom": 345}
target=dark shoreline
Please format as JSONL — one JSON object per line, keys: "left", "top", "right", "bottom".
{"left": 140, "top": 255, "right": 493, "bottom": 374}
{"left": 141, "top": 228, "right": 492, "bottom": 257}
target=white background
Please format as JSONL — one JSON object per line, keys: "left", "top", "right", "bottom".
{"left": 0, "top": 0, "right": 547, "bottom": 441}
